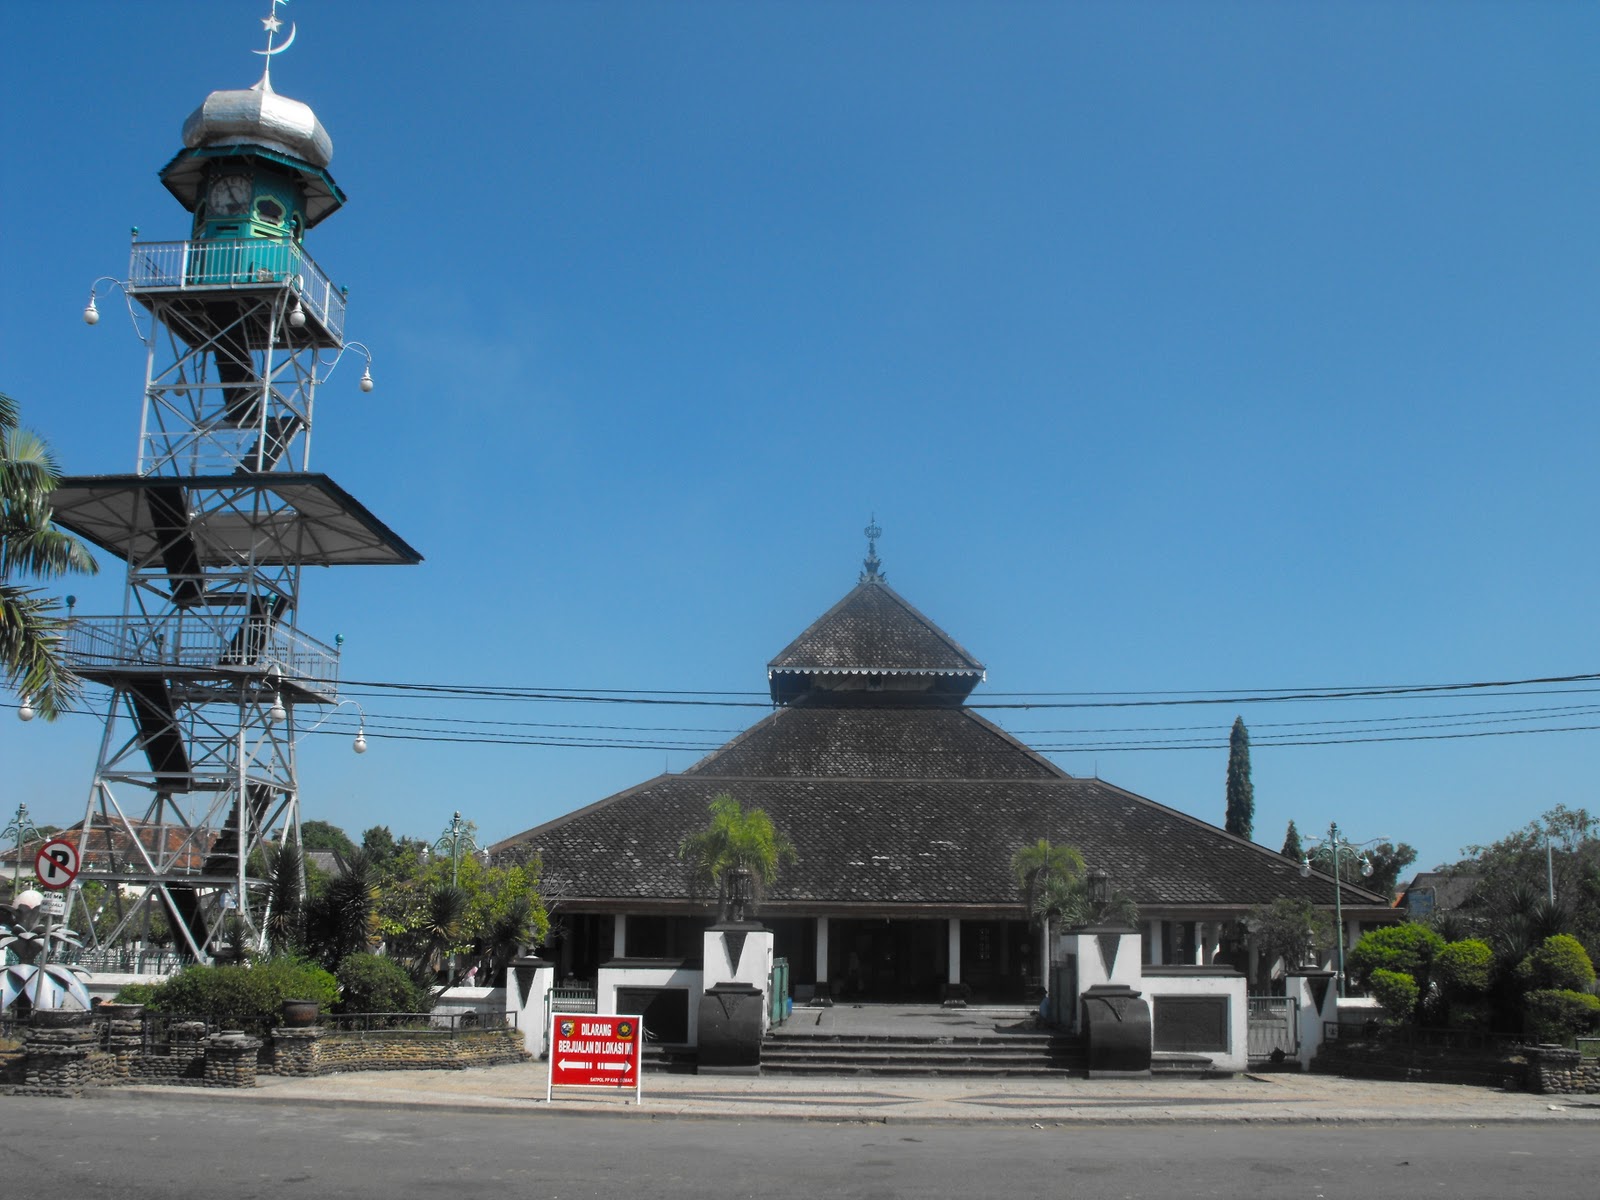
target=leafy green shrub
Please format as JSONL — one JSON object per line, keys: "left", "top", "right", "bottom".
{"left": 1346, "top": 923, "right": 1445, "bottom": 989}
{"left": 1515, "top": 934, "right": 1596, "bottom": 993}
{"left": 1433, "top": 939, "right": 1494, "bottom": 997}
{"left": 112, "top": 982, "right": 162, "bottom": 1007}
{"left": 145, "top": 957, "right": 337, "bottom": 1021}
{"left": 1523, "top": 989, "right": 1600, "bottom": 1044}
{"left": 336, "top": 953, "right": 428, "bottom": 1014}
{"left": 1369, "top": 969, "right": 1420, "bottom": 1023}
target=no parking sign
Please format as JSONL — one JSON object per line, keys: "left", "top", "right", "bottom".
{"left": 34, "top": 838, "right": 79, "bottom": 890}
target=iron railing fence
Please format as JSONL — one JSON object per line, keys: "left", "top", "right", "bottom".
{"left": 127, "top": 238, "right": 347, "bottom": 340}
{"left": 56, "top": 947, "right": 191, "bottom": 977}
{"left": 1246, "top": 996, "right": 1299, "bottom": 1061}
{"left": 547, "top": 983, "right": 598, "bottom": 1015}
{"left": 323, "top": 1011, "right": 516, "bottom": 1036}
{"left": 65, "top": 614, "right": 340, "bottom": 701}
{"left": 139, "top": 1011, "right": 273, "bottom": 1048}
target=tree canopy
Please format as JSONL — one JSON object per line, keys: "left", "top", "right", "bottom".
{"left": 1441, "top": 805, "right": 1600, "bottom": 967}
{"left": 300, "top": 820, "right": 358, "bottom": 859}
{"left": 1010, "top": 838, "right": 1086, "bottom": 929}
{"left": 678, "top": 793, "right": 796, "bottom": 918}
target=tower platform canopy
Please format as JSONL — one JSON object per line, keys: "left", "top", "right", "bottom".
{"left": 50, "top": 473, "right": 422, "bottom": 567}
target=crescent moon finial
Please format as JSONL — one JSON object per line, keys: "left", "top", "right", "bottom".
{"left": 252, "top": 1, "right": 296, "bottom": 61}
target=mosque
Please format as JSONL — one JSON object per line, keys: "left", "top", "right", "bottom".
{"left": 494, "top": 528, "right": 1393, "bottom": 1023}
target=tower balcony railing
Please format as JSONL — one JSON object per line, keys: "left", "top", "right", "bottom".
{"left": 63, "top": 614, "right": 340, "bottom": 702}
{"left": 127, "top": 237, "right": 346, "bottom": 342}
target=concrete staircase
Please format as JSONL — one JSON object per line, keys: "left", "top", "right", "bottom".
{"left": 759, "top": 1028, "right": 1086, "bottom": 1077}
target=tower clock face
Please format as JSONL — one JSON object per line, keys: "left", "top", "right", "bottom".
{"left": 207, "top": 174, "right": 251, "bottom": 216}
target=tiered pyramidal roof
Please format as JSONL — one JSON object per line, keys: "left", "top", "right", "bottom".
{"left": 496, "top": 540, "right": 1387, "bottom": 918}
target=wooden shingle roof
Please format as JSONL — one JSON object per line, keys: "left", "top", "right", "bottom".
{"left": 496, "top": 772, "right": 1384, "bottom": 914}
{"left": 495, "top": 573, "right": 1389, "bottom": 918}
{"left": 767, "top": 579, "right": 985, "bottom": 679}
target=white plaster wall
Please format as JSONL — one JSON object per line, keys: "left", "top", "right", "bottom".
{"left": 1285, "top": 972, "right": 1340, "bottom": 1070}
{"left": 505, "top": 963, "right": 556, "bottom": 1058}
{"left": 594, "top": 962, "right": 705, "bottom": 1047}
{"left": 702, "top": 927, "right": 774, "bottom": 991}
{"left": 1059, "top": 930, "right": 1143, "bottom": 993}
{"left": 1142, "top": 972, "right": 1249, "bottom": 1073}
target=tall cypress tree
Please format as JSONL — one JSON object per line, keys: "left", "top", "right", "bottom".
{"left": 1281, "top": 820, "right": 1303, "bottom": 861}
{"left": 1224, "top": 716, "right": 1254, "bottom": 839}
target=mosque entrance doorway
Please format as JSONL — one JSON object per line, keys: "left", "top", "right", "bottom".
{"left": 827, "top": 918, "right": 946, "bottom": 1002}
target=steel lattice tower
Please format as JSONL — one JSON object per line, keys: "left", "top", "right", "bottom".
{"left": 53, "top": 10, "right": 420, "bottom": 962}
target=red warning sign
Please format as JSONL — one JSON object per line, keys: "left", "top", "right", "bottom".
{"left": 547, "top": 1012, "right": 643, "bottom": 1103}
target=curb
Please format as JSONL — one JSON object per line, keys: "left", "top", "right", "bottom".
{"left": 75, "top": 1082, "right": 1600, "bottom": 1126}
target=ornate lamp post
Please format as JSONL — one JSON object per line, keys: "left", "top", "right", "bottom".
{"left": 1298, "top": 822, "right": 1379, "bottom": 996}
{"left": 430, "top": 812, "right": 481, "bottom": 985}
{"left": 434, "top": 811, "right": 479, "bottom": 888}
{"left": 4, "top": 804, "right": 42, "bottom": 898}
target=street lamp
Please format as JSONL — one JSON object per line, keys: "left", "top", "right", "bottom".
{"left": 433, "top": 811, "right": 479, "bottom": 889}
{"left": 1299, "top": 822, "right": 1379, "bottom": 997}
{"left": 431, "top": 812, "right": 481, "bottom": 986}
{"left": 4, "top": 803, "right": 42, "bottom": 897}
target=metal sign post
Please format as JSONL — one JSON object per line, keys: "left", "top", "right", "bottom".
{"left": 546, "top": 1012, "right": 644, "bottom": 1104}
{"left": 31, "top": 838, "right": 81, "bottom": 1006}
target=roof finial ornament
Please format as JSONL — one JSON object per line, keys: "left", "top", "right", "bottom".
{"left": 253, "top": 0, "right": 297, "bottom": 90}
{"left": 860, "top": 515, "right": 885, "bottom": 583}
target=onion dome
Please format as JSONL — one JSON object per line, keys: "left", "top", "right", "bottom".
{"left": 158, "top": 69, "right": 346, "bottom": 228}
{"left": 181, "top": 75, "right": 333, "bottom": 168}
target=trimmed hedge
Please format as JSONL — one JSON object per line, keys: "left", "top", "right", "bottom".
{"left": 1523, "top": 989, "right": 1600, "bottom": 1044}
{"left": 1516, "top": 935, "right": 1596, "bottom": 993}
{"left": 1369, "top": 969, "right": 1420, "bottom": 1023}
{"left": 128, "top": 958, "right": 338, "bottom": 1021}
{"left": 335, "top": 953, "right": 428, "bottom": 1015}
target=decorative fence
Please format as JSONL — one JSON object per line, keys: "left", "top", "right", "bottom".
{"left": 1246, "top": 996, "right": 1299, "bottom": 1062}
{"left": 127, "top": 238, "right": 347, "bottom": 339}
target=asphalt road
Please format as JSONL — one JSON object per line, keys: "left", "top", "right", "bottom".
{"left": 1, "top": 1096, "right": 1589, "bottom": 1199}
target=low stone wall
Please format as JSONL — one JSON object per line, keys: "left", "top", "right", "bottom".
{"left": 1318, "top": 1036, "right": 1600, "bottom": 1095}
{"left": 316, "top": 1027, "right": 529, "bottom": 1073}
{"left": 1524, "top": 1045, "right": 1600, "bottom": 1095}
{"left": 0, "top": 1034, "right": 24, "bottom": 1085}
{"left": 1313, "top": 1039, "right": 1525, "bottom": 1091}
{"left": 9, "top": 1011, "right": 102, "bottom": 1097}
{"left": 0, "top": 1008, "right": 529, "bottom": 1095}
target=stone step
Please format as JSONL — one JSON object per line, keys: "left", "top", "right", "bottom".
{"left": 759, "top": 1033, "right": 1086, "bottom": 1078}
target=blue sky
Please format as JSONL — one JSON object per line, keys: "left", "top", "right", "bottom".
{"left": 4, "top": 1, "right": 1597, "bottom": 877}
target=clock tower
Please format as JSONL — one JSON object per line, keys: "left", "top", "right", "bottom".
{"left": 53, "top": 6, "right": 420, "bottom": 962}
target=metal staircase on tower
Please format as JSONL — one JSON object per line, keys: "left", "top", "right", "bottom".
{"left": 52, "top": 9, "right": 420, "bottom": 963}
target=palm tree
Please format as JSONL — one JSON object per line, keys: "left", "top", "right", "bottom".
{"left": 304, "top": 850, "right": 380, "bottom": 971}
{"left": 1010, "top": 839, "right": 1086, "bottom": 981}
{"left": 1010, "top": 839, "right": 1085, "bottom": 923}
{"left": 679, "top": 793, "right": 796, "bottom": 919}
{"left": 262, "top": 841, "right": 306, "bottom": 957}
{"left": 1032, "top": 872, "right": 1140, "bottom": 931}
{"left": 420, "top": 883, "right": 468, "bottom": 983}
{"left": 1, "top": 392, "right": 98, "bottom": 719}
